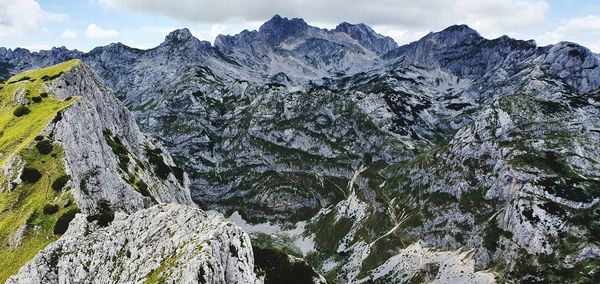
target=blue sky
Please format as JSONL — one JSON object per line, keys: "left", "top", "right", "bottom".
{"left": 2, "top": 0, "right": 600, "bottom": 52}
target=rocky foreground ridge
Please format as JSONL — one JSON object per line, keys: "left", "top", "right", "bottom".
{"left": 7, "top": 204, "right": 259, "bottom": 284}
{"left": 0, "top": 61, "right": 262, "bottom": 283}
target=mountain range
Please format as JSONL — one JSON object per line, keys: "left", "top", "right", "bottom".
{"left": 0, "top": 15, "right": 599, "bottom": 283}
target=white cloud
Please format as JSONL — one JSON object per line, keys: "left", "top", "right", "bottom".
{"left": 371, "top": 25, "right": 429, "bottom": 45}
{"left": 555, "top": 15, "right": 600, "bottom": 34}
{"left": 21, "top": 44, "right": 51, "bottom": 52}
{"left": 207, "top": 21, "right": 263, "bottom": 41}
{"left": 84, "top": 24, "right": 119, "bottom": 38}
{"left": 61, "top": 30, "right": 78, "bottom": 39}
{"left": 99, "top": 0, "right": 549, "bottom": 33}
{"left": 138, "top": 26, "right": 177, "bottom": 36}
{"left": 96, "top": 0, "right": 554, "bottom": 48}
{"left": 535, "top": 15, "right": 600, "bottom": 52}
{"left": 0, "top": 0, "right": 50, "bottom": 36}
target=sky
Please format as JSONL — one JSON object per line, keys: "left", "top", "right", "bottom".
{"left": 1, "top": 0, "right": 600, "bottom": 52}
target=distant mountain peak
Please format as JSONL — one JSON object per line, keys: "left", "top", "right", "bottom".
{"left": 260, "top": 14, "right": 308, "bottom": 30}
{"left": 334, "top": 21, "right": 398, "bottom": 54}
{"left": 160, "top": 28, "right": 213, "bottom": 53}
{"left": 164, "top": 28, "right": 195, "bottom": 44}
{"left": 334, "top": 22, "right": 370, "bottom": 32}
{"left": 424, "top": 24, "right": 482, "bottom": 45}
{"left": 258, "top": 15, "right": 309, "bottom": 44}
{"left": 442, "top": 24, "right": 479, "bottom": 33}
{"left": 265, "top": 14, "right": 284, "bottom": 23}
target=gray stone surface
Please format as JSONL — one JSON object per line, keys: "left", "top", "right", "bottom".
{"left": 8, "top": 204, "right": 261, "bottom": 284}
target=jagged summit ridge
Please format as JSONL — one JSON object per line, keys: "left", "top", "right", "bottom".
{"left": 334, "top": 22, "right": 398, "bottom": 54}
{"left": 258, "top": 14, "right": 310, "bottom": 44}
{"left": 433, "top": 24, "right": 481, "bottom": 42}
{"left": 2, "top": 16, "right": 600, "bottom": 88}
{"left": 215, "top": 14, "right": 397, "bottom": 54}
{"left": 165, "top": 27, "right": 195, "bottom": 42}
{"left": 161, "top": 28, "right": 215, "bottom": 49}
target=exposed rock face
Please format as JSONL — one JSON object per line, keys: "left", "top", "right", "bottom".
{"left": 334, "top": 22, "right": 398, "bottom": 55}
{"left": 0, "top": 47, "right": 82, "bottom": 80}
{"left": 1, "top": 155, "right": 24, "bottom": 191}
{"left": 1, "top": 61, "right": 262, "bottom": 283}
{"left": 212, "top": 15, "right": 390, "bottom": 80}
{"left": 392, "top": 25, "right": 600, "bottom": 93}
{"left": 367, "top": 92, "right": 600, "bottom": 282}
{"left": 258, "top": 14, "right": 310, "bottom": 45}
{"left": 357, "top": 242, "right": 495, "bottom": 283}
{"left": 7, "top": 204, "right": 260, "bottom": 284}
{"left": 43, "top": 62, "right": 194, "bottom": 214}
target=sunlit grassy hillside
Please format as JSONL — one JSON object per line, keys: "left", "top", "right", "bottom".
{"left": 0, "top": 59, "right": 80, "bottom": 282}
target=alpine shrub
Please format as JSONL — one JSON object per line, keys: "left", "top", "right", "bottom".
{"left": 13, "top": 106, "right": 31, "bottom": 117}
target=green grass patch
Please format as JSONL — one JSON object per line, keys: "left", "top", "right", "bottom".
{"left": 425, "top": 191, "right": 458, "bottom": 206}
{"left": 0, "top": 60, "right": 80, "bottom": 282}
{"left": 251, "top": 233, "right": 303, "bottom": 258}
{"left": 144, "top": 252, "right": 182, "bottom": 284}
{"left": 103, "top": 129, "right": 131, "bottom": 172}
{"left": 483, "top": 221, "right": 513, "bottom": 251}
{"left": 310, "top": 210, "right": 354, "bottom": 254}
{"left": 145, "top": 146, "right": 185, "bottom": 185}
{"left": 0, "top": 145, "right": 78, "bottom": 283}
{"left": 358, "top": 233, "right": 408, "bottom": 279}
{"left": 0, "top": 59, "right": 79, "bottom": 168}
{"left": 253, "top": 246, "right": 321, "bottom": 284}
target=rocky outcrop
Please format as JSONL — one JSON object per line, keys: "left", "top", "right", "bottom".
{"left": 1, "top": 155, "right": 24, "bottom": 191}
{"left": 213, "top": 15, "right": 388, "bottom": 81}
{"left": 7, "top": 204, "right": 261, "bottom": 284}
{"left": 43, "top": 62, "right": 194, "bottom": 214}
{"left": 1, "top": 61, "right": 261, "bottom": 283}
{"left": 334, "top": 22, "right": 398, "bottom": 55}
{"left": 358, "top": 242, "right": 495, "bottom": 283}
{"left": 0, "top": 47, "right": 82, "bottom": 80}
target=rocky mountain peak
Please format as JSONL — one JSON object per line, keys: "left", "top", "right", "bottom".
{"left": 334, "top": 21, "right": 398, "bottom": 54}
{"left": 163, "top": 28, "right": 196, "bottom": 44}
{"left": 258, "top": 14, "right": 310, "bottom": 44}
{"left": 158, "top": 28, "right": 213, "bottom": 57}
{"left": 334, "top": 22, "right": 373, "bottom": 35}
{"left": 40, "top": 46, "right": 73, "bottom": 56}
{"left": 88, "top": 42, "right": 129, "bottom": 54}
{"left": 422, "top": 24, "right": 482, "bottom": 46}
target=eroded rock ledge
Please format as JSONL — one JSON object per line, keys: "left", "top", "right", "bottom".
{"left": 8, "top": 204, "right": 261, "bottom": 284}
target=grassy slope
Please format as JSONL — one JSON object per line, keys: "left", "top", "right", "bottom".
{"left": 0, "top": 146, "right": 78, "bottom": 282}
{"left": 0, "top": 59, "right": 80, "bottom": 282}
{"left": 0, "top": 59, "right": 79, "bottom": 167}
